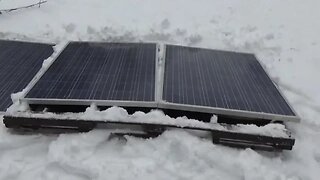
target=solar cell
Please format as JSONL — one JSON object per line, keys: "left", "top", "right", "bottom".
{"left": 162, "top": 45, "right": 296, "bottom": 117}
{"left": 0, "top": 40, "right": 53, "bottom": 111}
{"left": 26, "top": 42, "right": 157, "bottom": 105}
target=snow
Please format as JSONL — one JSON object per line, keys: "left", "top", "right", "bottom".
{"left": 1, "top": 0, "right": 320, "bottom": 179}
{"left": 8, "top": 106, "right": 290, "bottom": 138}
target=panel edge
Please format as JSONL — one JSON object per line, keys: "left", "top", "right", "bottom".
{"left": 158, "top": 102, "right": 300, "bottom": 123}
{"left": 22, "top": 42, "right": 70, "bottom": 98}
{"left": 22, "top": 98, "right": 158, "bottom": 108}
{"left": 253, "top": 54, "right": 301, "bottom": 122}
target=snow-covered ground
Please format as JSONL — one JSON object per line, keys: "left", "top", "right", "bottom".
{"left": 1, "top": 0, "right": 320, "bottom": 179}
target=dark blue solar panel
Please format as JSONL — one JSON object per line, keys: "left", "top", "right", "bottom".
{"left": 26, "top": 42, "right": 156, "bottom": 102}
{"left": 0, "top": 40, "right": 53, "bottom": 111}
{"left": 163, "top": 45, "right": 295, "bottom": 116}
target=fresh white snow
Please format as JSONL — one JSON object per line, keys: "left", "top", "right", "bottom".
{"left": 8, "top": 106, "right": 290, "bottom": 138}
{"left": 0, "top": 0, "right": 320, "bottom": 179}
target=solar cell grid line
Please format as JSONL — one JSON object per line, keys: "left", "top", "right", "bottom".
{"left": 123, "top": 47, "right": 139, "bottom": 100}
{"left": 76, "top": 44, "right": 105, "bottom": 99}
{"left": 101, "top": 44, "right": 130, "bottom": 100}
{"left": 235, "top": 53, "right": 278, "bottom": 113}
{"left": 96, "top": 45, "right": 120, "bottom": 100}
{"left": 107, "top": 45, "right": 129, "bottom": 100}
{"left": 131, "top": 44, "right": 144, "bottom": 101}
{"left": 254, "top": 56, "right": 298, "bottom": 117}
{"left": 64, "top": 45, "right": 96, "bottom": 99}
{"left": 214, "top": 52, "right": 235, "bottom": 108}
{"left": 25, "top": 42, "right": 157, "bottom": 105}
{"left": 244, "top": 54, "right": 293, "bottom": 115}
{"left": 41, "top": 43, "right": 84, "bottom": 98}
{"left": 202, "top": 51, "right": 224, "bottom": 108}
{"left": 0, "top": 43, "right": 51, "bottom": 100}
{"left": 196, "top": 51, "right": 211, "bottom": 106}
{"left": 162, "top": 45, "right": 297, "bottom": 119}
{"left": 0, "top": 40, "right": 54, "bottom": 111}
{"left": 219, "top": 52, "right": 251, "bottom": 111}
{"left": 180, "top": 48, "right": 187, "bottom": 103}
{"left": 88, "top": 44, "right": 113, "bottom": 99}
{"left": 199, "top": 51, "right": 218, "bottom": 107}
{"left": 252, "top": 55, "right": 289, "bottom": 114}
{"left": 186, "top": 48, "right": 198, "bottom": 105}
{"left": 208, "top": 51, "right": 229, "bottom": 109}
{"left": 215, "top": 51, "right": 254, "bottom": 111}
{"left": 234, "top": 53, "right": 275, "bottom": 113}
{"left": 205, "top": 50, "right": 227, "bottom": 107}
{"left": 136, "top": 44, "right": 152, "bottom": 100}
{"left": 194, "top": 49, "right": 208, "bottom": 105}
{"left": 219, "top": 51, "right": 247, "bottom": 110}
{"left": 1, "top": 52, "right": 32, "bottom": 93}
{"left": 214, "top": 52, "right": 237, "bottom": 109}
{"left": 60, "top": 43, "right": 93, "bottom": 99}
{"left": 229, "top": 53, "right": 267, "bottom": 111}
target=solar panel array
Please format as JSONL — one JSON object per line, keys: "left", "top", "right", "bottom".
{"left": 22, "top": 42, "right": 297, "bottom": 121}
{"left": 26, "top": 42, "right": 156, "bottom": 102}
{"left": 0, "top": 40, "right": 53, "bottom": 111}
{"left": 163, "top": 45, "right": 295, "bottom": 116}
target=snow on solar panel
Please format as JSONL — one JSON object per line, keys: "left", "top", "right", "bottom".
{"left": 162, "top": 45, "right": 296, "bottom": 118}
{"left": 0, "top": 40, "right": 53, "bottom": 111}
{"left": 25, "top": 42, "right": 157, "bottom": 105}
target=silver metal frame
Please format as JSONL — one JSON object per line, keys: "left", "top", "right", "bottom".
{"left": 20, "top": 42, "right": 300, "bottom": 123}
{"left": 158, "top": 102, "right": 299, "bottom": 122}
{"left": 157, "top": 43, "right": 166, "bottom": 102}
{"left": 23, "top": 98, "right": 157, "bottom": 107}
{"left": 21, "top": 42, "right": 71, "bottom": 97}
{"left": 154, "top": 43, "right": 160, "bottom": 102}
{"left": 68, "top": 41, "right": 158, "bottom": 46}
{"left": 166, "top": 43, "right": 254, "bottom": 56}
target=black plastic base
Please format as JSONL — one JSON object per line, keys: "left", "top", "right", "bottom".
{"left": 3, "top": 115, "right": 294, "bottom": 151}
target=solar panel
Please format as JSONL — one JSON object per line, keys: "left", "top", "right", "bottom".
{"left": 26, "top": 42, "right": 157, "bottom": 106}
{"left": 0, "top": 40, "right": 53, "bottom": 111}
{"left": 162, "top": 45, "right": 296, "bottom": 119}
